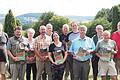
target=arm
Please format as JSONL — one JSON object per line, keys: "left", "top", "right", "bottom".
{"left": 34, "top": 48, "right": 41, "bottom": 58}
{"left": 63, "top": 51, "right": 68, "bottom": 61}
{"left": 48, "top": 52, "right": 55, "bottom": 64}
{"left": 7, "top": 50, "right": 19, "bottom": 61}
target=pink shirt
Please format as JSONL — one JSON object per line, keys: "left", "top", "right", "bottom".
{"left": 111, "top": 31, "right": 120, "bottom": 59}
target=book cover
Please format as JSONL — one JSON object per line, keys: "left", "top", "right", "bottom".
{"left": 53, "top": 50, "right": 64, "bottom": 65}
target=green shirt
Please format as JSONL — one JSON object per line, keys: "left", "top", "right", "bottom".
{"left": 95, "top": 39, "right": 116, "bottom": 61}
{"left": 7, "top": 36, "right": 27, "bottom": 64}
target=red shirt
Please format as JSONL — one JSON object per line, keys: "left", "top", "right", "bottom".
{"left": 111, "top": 31, "right": 120, "bottom": 59}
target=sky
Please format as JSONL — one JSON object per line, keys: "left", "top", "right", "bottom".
{"left": 0, "top": 0, "right": 120, "bottom": 16}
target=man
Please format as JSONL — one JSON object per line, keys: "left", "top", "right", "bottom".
{"left": 7, "top": 26, "right": 27, "bottom": 80}
{"left": 65, "top": 21, "right": 80, "bottom": 80}
{"left": 0, "top": 23, "right": 8, "bottom": 80}
{"left": 111, "top": 21, "right": 120, "bottom": 75}
{"left": 34, "top": 25, "right": 52, "bottom": 80}
{"left": 59, "top": 24, "right": 70, "bottom": 80}
{"left": 70, "top": 25, "right": 95, "bottom": 80}
{"left": 60, "top": 24, "right": 69, "bottom": 44}
{"left": 46, "top": 23, "right": 53, "bottom": 37}
{"left": 96, "top": 30, "right": 117, "bottom": 80}
{"left": 92, "top": 25, "right": 104, "bottom": 80}
{"left": 42, "top": 23, "right": 53, "bottom": 80}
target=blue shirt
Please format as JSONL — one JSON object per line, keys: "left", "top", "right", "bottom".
{"left": 70, "top": 36, "right": 95, "bottom": 61}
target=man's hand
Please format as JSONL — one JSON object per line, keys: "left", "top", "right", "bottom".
{"left": 73, "top": 55, "right": 78, "bottom": 60}
{"left": 13, "top": 57, "right": 20, "bottom": 61}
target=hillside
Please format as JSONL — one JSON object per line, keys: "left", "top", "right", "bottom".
{"left": 0, "top": 13, "right": 94, "bottom": 24}
{"left": 66, "top": 16, "right": 94, "bottom": 23}
{"left": 16, "top": 13, "right": 42, "bottom": 24}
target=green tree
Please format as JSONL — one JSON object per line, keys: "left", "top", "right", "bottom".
{"left": 33, "top": 22, "right": 40, "bottom": 37}
{"left": 111, "top": 5, "right": 120, "bottom": 32}
{"left": 4, "top": 9, "right": 16, "bottom": 37}
{"left": 86, "top": 18, "right": 111, "bottom": 37}
{"left": 33, "top": 11, "right": 55, "bottom": 37}
{"left": 39, "top": 11, "right": 55, "bottom": 25}
{"left": 49, "top": 15, "right": 70, "bottom": 33}
{"left": 16, "top": 19, "right": 21, "bottom": 26}
{"left": 95, "top": 8, "right": 110, "bottom": 20}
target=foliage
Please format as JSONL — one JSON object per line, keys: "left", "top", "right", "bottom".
{"left": 95, "top": 8, "right": 110, "bottom": 20}
{"left": 95, "top": 5, "right": 120, "bottom": 32}
{"left": 22, "top": 22, "right": 35, "bottom": 30}
{"left": 4, "top": 9, "right": 16, "bottom": 37}
{"left": 33, "top": 11, "right": 55, "bottom": 37}
{"left": 39, "top": 11, "right": 55, "bottom": 25}
{"left": 111, "top": 5, "right": 120, "bottom": 32}
{"left": 86, "top": 18, "right": 111, "bottom": 37}
{"left": 49, "top": 15, "right": 70, "bottom": 33}
{"left": 16, "top": 19, "right": 21, "bottom": 26}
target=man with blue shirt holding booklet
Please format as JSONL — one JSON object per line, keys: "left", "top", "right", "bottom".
{"left": 70, "top": 25, "right": 95, "bottom": 80}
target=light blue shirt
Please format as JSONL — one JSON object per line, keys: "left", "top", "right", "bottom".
{"left": 70, "top": 36, "right": 95, "bottom": 61}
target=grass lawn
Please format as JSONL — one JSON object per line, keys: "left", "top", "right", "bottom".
{"left": 6, "top": 62, "right": 119, "bottom": 80}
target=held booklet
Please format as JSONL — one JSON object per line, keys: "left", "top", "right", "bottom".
{"left": 40, "top": 48, "right": 48, "bottom": 56}
{"left": 53, "top": 50, "right": 64, "bottom": 65}
{"left": 27, "top": 50, "right": 34, "bottom": 57}
{"left": 18, "top": 56, "right": 25, "bottom": 60}
{"left": 99, "top": 47, "right": 113, "bottom": 61}
{"left": 77, "top": 47, "right": 87, "bottom": 56}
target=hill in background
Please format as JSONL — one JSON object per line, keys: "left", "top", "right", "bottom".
{"left": 0, "top": 13, "right": 94, "bottom": 25}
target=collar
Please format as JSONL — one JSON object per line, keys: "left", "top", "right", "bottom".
{"left": 79, "top": 36, "right": 87, "bottom": 41}
{"left": 39, "top": 34, "right": 47, "bottom": 39}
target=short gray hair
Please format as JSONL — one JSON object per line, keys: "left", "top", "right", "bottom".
{"left": 79, "top": 25, "right": 87, "bottom": 31}
{"left": 62, "top": 24, "right": 69, "bottom": 31}
{"left": 39, "top": 25, "right": 46, "bottom": 30}
{"left": 46, "top": 23, "right": 53, "bottom": 29}
{"left": 96, "top": 25, "right": 104, "bottom": 29}
{"left": 27, "top": 28, "right": 35, "bottom": 34}
{"left": 103, "top": 30, "right": 111, "bottom": 36}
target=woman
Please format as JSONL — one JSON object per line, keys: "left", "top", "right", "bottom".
{"left": 26, "top": 28, "right": 37, "bottom": 80}
{"left": 48, "top": 32, "right": 67, "bottom": 80}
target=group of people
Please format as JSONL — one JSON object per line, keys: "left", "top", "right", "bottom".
{"left": 0, "top": 21, "right": 120, "bottom": 80}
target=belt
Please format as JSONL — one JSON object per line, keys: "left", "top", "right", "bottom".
{"left": 74, "top": 59, "right": 90, "bottom": 63}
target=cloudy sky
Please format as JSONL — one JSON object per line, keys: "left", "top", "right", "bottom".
{"left": 0, "top": 0, "right": 119, "bottom": 16}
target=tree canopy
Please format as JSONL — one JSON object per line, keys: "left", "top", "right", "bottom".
{"left": 4, "top": 9, "right": 16, "bottom": 37}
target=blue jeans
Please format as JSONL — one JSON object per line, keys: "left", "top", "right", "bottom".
{"left": 26, "top": 63, "right": 37, "bottom": 80}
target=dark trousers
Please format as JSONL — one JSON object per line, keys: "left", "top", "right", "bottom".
{"left": 26, "top": 63, "right": 37, "bottom": 80}
{"left": 91, "top": 55, "right": 99, "bottom": 80}
{"left": 52, "top": 64, "right": 65, "bottom": 80}
{"left": 73, "top": 59, "right": 90, "bottom": 80}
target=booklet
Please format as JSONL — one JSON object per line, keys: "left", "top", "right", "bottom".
{"left": 18, "top": 56, "right": 25, "bottom": 60}
{"left": 40, "top": 48, "right": 48, "bottom": 56}
{"left": 53, "top": 50, "right": 64, "bottom": 65}
{"left": 99, "top": 47, "right": 112, "bottom": 61}
{"left": 76, "top": 47, "right": 87, "bottom": 57}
